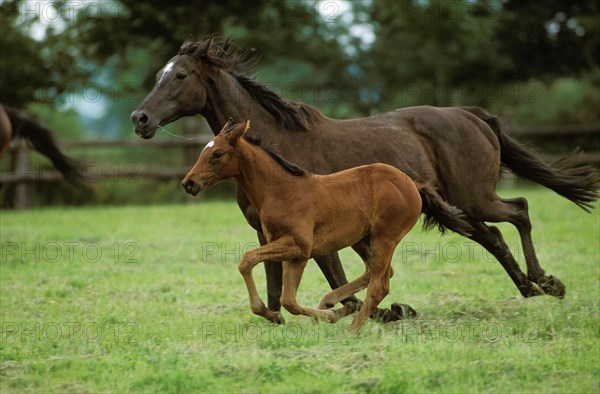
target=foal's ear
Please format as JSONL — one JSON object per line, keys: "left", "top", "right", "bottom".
{"left": 227, "top": 119, "right": 250, "bottom": 145}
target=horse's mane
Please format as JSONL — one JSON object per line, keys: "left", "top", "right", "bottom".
{"left": 243, "top": 134, "right": 308, "bottom": 177}
{"left": 179, "top": 35, "right": 323, "bottom": 132}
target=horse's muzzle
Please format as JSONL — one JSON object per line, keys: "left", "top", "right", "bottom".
{"left": 131, "top": 110, "right": 157, "bottom": 139}
{"left": 182, "top": 179, "right": 201, "bottom": 196}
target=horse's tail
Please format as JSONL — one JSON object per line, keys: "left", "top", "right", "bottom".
{"left": 419, "top": 184, "right": 473, "bottom": 236}
{"left": 7, "top": 108, "right": 92, "bottom": 190}
{"left": 462, "top": 106, "right": 599, "bottom": 212}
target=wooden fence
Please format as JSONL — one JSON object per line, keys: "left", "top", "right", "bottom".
{"left": 1, "top": 125, "right": 599, "bottom": 209}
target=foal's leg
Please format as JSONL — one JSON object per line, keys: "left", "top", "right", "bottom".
{"left": 238, "top": 237, "right": 308, "bottom": 324}
{"left": 349, "top": 241, "right": 395, "bottom": 333}
{"left": 471, "top": 196, "right": 565, "bottom": 298}
{"left": 314, "top": 253, "right": 361, "bottom": 306}
{"left": 318, "top": 239, "right": 414, "bottom": 322}
{"left": 317, "top": 271, "right": 370, "bottom": 310}
{"left": 316, "top": 239, "right": 373, "bottom": 310}
{"left": 280, "top": 261, "right": 353, "bottom": 323}
{"left": 236, "top": 189, "right": 286, "bottom": 312}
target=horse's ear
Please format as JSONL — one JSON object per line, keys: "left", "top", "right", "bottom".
{"left": 220, "top": 117, "right": 234, "bottom": 133}
{"left": 196, "top": 34, "right": 215, "bottom": 57}
{"left": 183, "top": 34, "right": 195, "bottom": 46}
{"left": 227, "top": 119, "right": 250, "bottom": 145}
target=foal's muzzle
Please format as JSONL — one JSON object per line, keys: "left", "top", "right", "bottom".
{"left": 182, "top": 179, "right": 201, "bottom": 196}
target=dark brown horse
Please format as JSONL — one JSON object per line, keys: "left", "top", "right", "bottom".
{"left": 132, "top": 36, "right": 598, "bottom": 320}
{"left": 0, "top": 104, "right": 89, "bottom": 189}
{"left": 182, "top": 119, "right": 423, "bottom": 332}
{"left": 0, "top": 105, "right": 13, "bottom": 158}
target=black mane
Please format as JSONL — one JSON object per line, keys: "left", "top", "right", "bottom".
{"left": 179, "top": 36, "right": 322, "bottom": 132}
{"left": 243, "top": 134, "right": 308, "bottom": 177}
{"left": 234, "top": 73, "right": 322, "bottom": 132}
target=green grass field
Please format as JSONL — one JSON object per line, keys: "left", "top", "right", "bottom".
{"left": 1, "top": 186, "right": 598, "bottom": 393}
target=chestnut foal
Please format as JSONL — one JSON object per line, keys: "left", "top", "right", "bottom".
{"left": 182, "top": 119, "right": 422, "bottom": 332}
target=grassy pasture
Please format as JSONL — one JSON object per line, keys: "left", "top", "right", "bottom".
{"left": 0, "top": 186, "right": 598, "bottom": 393}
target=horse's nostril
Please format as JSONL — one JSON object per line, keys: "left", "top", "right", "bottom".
{"left": 183, "top": 180, "right": 196, "bottom": 192}
{"left": 131, "top": 110, "right": 149, "bottom": 126}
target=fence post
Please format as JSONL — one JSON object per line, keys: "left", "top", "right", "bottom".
{"left": 13, "top": 139, "right": 30, "bottom": 209}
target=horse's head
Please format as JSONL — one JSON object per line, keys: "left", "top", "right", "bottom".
{"left": 182, "top": 118, "right": 249, "bottom": 195}
{"left": 131, "top": 35, "right": 221, "bottom": 139}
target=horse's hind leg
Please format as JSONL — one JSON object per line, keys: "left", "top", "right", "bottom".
{"left": 507, "top": 197, "right": 565, "bottom": 297}
{"left": 468, "top": 221, "right": 545, "bottom": 297}
{"left": 473, "top": 196, "right": 565, "bottom": 298}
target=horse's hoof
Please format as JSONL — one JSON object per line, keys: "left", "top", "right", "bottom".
{"left": 370, "top": 303, "right": 416, "bottom": 323}
{"left": 523, "top": 281, "right": 546, "bottom": 297}
{"left": 391, "top": 303, "right": 417, "bottom": 319}
{"left": 538, "top": 275, "right": 566, "bottom": 299}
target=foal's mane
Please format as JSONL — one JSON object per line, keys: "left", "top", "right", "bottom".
{"left": 241, "top": 134, "right": 308, "bottom": 177}
{"left": 179, "top": 36, "right": 323, "bottom": 132}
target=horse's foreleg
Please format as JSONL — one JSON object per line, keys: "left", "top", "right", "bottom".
{"left": 256, "top": 231, "right": 284, "bottom": 312}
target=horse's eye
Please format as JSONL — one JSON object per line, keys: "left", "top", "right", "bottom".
{"left": 176, "top": 73, "right": 187, "bottom": 80}
{"left": 212, "top": 150, "right": 224, "bottom": 159}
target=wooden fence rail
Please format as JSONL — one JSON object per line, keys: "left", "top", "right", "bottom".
{"left": 1, "top": 125, "right": 598, "bottom": 209}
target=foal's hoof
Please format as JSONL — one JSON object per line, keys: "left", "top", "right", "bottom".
{"left": 268, "top": 311, "right": 285, "bottom": 325}
{"left": 538, "top": 275, "right": 566, "bottom": 299}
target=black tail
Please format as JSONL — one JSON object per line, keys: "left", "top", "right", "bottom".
{"left": 7, "top": 108, "right": 91, "bottom": 189}
{"left": 462, "top": 106, "right": 599, "bottom": 212}
{"left": 420, "top": 184, "right": 474, "bottom": 236}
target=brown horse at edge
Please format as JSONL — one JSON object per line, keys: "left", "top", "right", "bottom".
{"left": 0, "top": 104, "right": 89, "bottom": 190}
{"left": 182, "top": 119, "right": 425, "bottom": 332}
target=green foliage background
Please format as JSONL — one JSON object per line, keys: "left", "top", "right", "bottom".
{"left": 0, "top": 0, "right": 598, "bottom": 207}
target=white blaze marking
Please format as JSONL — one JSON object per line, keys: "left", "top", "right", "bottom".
{"left": 202, "top": 140, "right": 215, "bottom": 152}
{"left": 159, "top": 62, "right": 175, "bottom": 82}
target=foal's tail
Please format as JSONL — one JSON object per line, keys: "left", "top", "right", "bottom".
{"left": 462, "top": 106, "right": 599, "bottom": 212}
{"left": 7, "top": 108, "right": 92, "bottom": 190}
{"left": 419, "top": 184, "right": 474, "bottom": 236}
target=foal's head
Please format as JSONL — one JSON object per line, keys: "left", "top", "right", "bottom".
{"left": 182, "top": 119, "right": 249, "bottom": 196}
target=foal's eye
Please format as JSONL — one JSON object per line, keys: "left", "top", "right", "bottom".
{"left": 176, "top": 73, "right": 187, "bottom": 80}
{"left": 212, "top": 150, "right": 224, "bottom": 159}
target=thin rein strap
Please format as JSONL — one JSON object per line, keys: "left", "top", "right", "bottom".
{"left": 158, "top": 125, "right": 203, "bottom": 141}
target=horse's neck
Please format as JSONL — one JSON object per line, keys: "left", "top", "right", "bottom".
{"left": 234, "top": 140, "right": 302, "bottom": 209}
{"left": 201, "top": 71, "right": 278, "bottom": 134}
